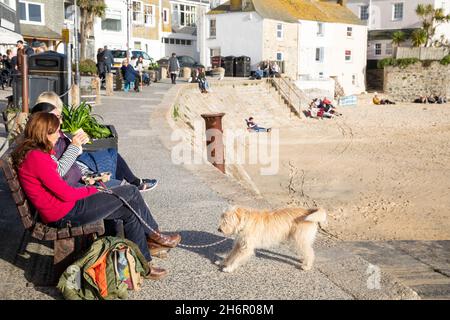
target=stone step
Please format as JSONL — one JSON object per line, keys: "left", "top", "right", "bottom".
{"left": 341, "top": 241, "right": 450, "bottom": 300}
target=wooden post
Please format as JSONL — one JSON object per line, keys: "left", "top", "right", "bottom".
{"left": 20, "top": 52, "right": 29, "bottom": 113}
{"left": 70, "top": 84, "right": 80, "bottom": 106}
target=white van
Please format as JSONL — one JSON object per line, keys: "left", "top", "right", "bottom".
{"left": 111, "top": 49, "right": 154, "bottom": 69}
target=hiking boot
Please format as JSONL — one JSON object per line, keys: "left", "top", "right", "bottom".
{"left": 148, "top": 231, "right": 181, "bottom": 248}
{"left": 144, "top": 263, "right": 168, "bottom": 280}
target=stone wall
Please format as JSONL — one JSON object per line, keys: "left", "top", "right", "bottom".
{"left": 384, "top": 62, "right": 450, "bottom": 102}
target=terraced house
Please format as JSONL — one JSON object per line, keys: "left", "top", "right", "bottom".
{"left": 207, "top": 0, "right": 368, "bottom": 96}
{"left": 0, "top": 0, "right": 22, "bottom": 52}
{"left": 18, "top": 0, "right": 64, "bottom": 51}
{"left": 91, "top": 0, "right": 210, "bottom": 61}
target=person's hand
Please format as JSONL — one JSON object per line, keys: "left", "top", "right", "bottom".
{"left": 71, "top": 130, "right": 90, "bottom": 147}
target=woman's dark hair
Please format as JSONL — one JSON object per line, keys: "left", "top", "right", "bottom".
{"left": 31, "top": 102, "right": 56, "bottom": 114}
{"left": 11, "top": 113, "right": 60, "bottom": 169}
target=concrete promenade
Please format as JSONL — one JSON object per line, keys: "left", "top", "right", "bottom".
{"left": 0, "top": 82, "right": 419, "bottom": 300}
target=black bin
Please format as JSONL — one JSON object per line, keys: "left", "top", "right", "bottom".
{"left": 224, "top": 56, "right": 236, "bottom": 77}
{"left": 211, "top": 55, "right": 224, "bottom": 68}
{"left": 13, "top": 51, "right": 68, "bottom": 108}
{"left": 235, "top": 56, "right": 251, "bottom": 77}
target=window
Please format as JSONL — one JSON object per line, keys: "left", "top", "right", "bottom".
{"left": 186, "top": 40, "right": 192, "bottom": 45}
{"left": 101, "top": 9, "right": 122, "bottom": 32}
{"left": 209, "top": 19, "right": 216, "bottom": 38}
{"left": 277, "top": 23, "right": 283, "bottom": 39}
{"left": 276, "top": 52, "right": 283, "bottom": 61}
{"left": 375, "top": 43, "right": 382, "bottom": 55}
{"left": 315, "top": 48, "right": 324, "bottom": 62}
{"left": 345, "top": 50, "right": 352, "bottom": 62}
{"left": 317, "top": 22, "right": 324, "bottom": 36}
{"left": 132, "top": 1, "right": 143, "bottom": 24}
{"left": 134, "top": 42, "right": 141, "bottom": 50}
{"left": 19, "top": 1, "right": 44, "bottom": 24}
{"left": 173, "top": 4, "right": 196, "bottom": 27}
{"left": 144, "top": 5, "right": 155, "bottom": 26}
{"left": 347, "top": 27, "right": 353, "bottom": 37}
{"left": 175, "top": 39, "right": 180, "bottom": 45}
{"left": 360, "top": 5, "right": 369, "bottom": 20}
{"left": 169, "top": 38, "right": 175, "bottom": 44}
{"left": 164, "top": 38, "right": 169, "bottom": 44}
{"left": 163, "top": 8, "right": 169, "bottom": 24}
{"left": 393, "top": 3, "right": 403, "bottom": 20}
{"left": 210, "top": 48, "right": 221, "bottom": 57}
{"left": 385, "top": 43, "right": 393, "bottom": 55}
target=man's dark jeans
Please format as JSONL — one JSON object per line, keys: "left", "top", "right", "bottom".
{"left": 52, "top": 185, "right": 158, "bottom": 261}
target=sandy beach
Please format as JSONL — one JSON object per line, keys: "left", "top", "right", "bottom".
{"left": 242, "top": 95, "right": 450, "bottom": 241}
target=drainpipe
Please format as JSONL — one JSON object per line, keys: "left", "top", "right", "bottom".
{"left": 201, "top": 113, "right": 226, "bottom": 174}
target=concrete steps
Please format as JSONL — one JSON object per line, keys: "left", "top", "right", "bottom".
{"left": 341, "top": 241, "right": 450, "bottom": 299}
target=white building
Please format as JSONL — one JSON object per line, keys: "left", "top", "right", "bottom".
{"left": 206, "top": 0, "right": 367, "bottom": 95}
{"left": 93, "top": 0, "right": 128, "bottom": 51}
{"left": 342, "top": 0, "right": 450, "bottom": 60}
{"left": 0, "top": 0, "right": 22, "bottom": 53}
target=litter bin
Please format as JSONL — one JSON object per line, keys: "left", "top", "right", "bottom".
{"left": 224, "top": 56, "right": 236, "bottom": 77}
{"left": 13, "top": 51, "right": 68, "bottom": 108}
{"left": 235, "top": 56, "right": 251, "bottom": 77}
{"left": 211, "top": 55, "right": 224, "bottom": 68}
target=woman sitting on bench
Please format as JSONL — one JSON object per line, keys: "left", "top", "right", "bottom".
{"left": 11, "top": 113, "right": 180, "bottom": 280}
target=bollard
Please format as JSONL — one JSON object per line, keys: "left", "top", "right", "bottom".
{"left": 20, "top": 52, "right": 29, "bottom": 113}
{"left": 201, "top": 113, "right": 226, "bottom": 174}
{"left": 105, "top": 73, "right": 114, "bottom": 96}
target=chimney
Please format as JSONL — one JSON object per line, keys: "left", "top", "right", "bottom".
{"left": 337, "top": 0, "right": 348, "bottom": 6}
{"left": 230, "top": 0, "right": 242, "bottom": 11}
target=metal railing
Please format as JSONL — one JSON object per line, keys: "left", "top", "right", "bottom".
{"left": 269, "top": 76, "right": 309, "bottom": 118}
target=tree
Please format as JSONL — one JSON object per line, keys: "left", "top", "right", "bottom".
{"left": 411, "top": 29, "right": 427, "bottom": 47}
{"left": 392, "top": 31, "right": 406, "bottom": 46}
{"left": 78, "top": 0, "right": 106, "bottom": 60}
{"left": 415, "top": 4, "right": 450, "bottom": 47}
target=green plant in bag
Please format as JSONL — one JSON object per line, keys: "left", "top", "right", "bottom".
{"left": 62, "top": 102, "right": 112, "bottom": 139}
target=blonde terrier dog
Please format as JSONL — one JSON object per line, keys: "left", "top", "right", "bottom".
{"left": 216, "top": 206, "right": 327, "bottom": 272}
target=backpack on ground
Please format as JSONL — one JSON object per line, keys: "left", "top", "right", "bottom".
{"left": 57, "top": 236, "right": 150, "bottom": 300}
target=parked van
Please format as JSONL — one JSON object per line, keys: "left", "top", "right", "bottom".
{"left": 111, "top": 49, "right": 154, "bottom": 69}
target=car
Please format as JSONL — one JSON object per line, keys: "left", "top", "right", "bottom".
{"left": 157, "top": 55, "right": 204, "bottom": 70}
{"left": 111, "top": 49, "right": 154, "bottom": 69}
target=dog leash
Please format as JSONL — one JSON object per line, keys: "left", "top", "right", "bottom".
{"left": 98, "top": 185, "right": 229, "bottom": 249}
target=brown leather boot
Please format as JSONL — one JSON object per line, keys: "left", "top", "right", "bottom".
{"left": 148, "top": 240, "right": 170, "bottom": 259}
{"left": 148, "top": 231, "right": 181, "bottom": 248}
{"left": 144, "top": 262, "right": 168, "bottom": 280}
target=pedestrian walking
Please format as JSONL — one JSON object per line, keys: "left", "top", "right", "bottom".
{"left": 168, "top": 52, "right": 180, "bottom": 84}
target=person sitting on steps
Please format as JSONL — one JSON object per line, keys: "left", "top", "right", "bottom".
{"left": 12, "top": 113, "right": 181, "bottom": 280}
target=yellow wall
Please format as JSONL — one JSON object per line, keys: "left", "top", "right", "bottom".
{"left": 162, "top": 0, "right": 171, "bottom": 33}
{"left": 132, "top": 0, "right": 160, "bottom": 40}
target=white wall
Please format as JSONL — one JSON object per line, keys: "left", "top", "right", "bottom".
{"left": 93, "top": 0, "right": 128, "bottom": 52}
{"left": 205, "top": 12, "right": 264, "bottom": 69}
{"left": 297, "top": 20, "right": 367, "bottom": 95}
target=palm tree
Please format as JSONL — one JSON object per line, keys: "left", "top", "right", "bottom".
{"left": 415, "top": 4, "right": 450, "bottom": 47}
{"left": 78, "top": 0, "right": 106, "bottom": 60}
{"left": 411, "top": 29, "right": 427, "bottom": 47}
{"left": 392, "top": 31, "right": 406, "bottom": 46}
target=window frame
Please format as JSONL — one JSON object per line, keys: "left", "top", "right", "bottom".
{"left": 347, "top": 26, "right": 353, "bottom": 38}
{"left": 143, "top": 4, "right": 156, "bottom": 27}
{"left": 101, "top": 8, "right": 122, "bottom": 32}
{"left": 277, "top": 23, "right": 283, "bottom": 40}
{"left": 375, "top": 43, "right": 382, "bottom": 55}
{"left": 315, "top": 47, "right": 324, "bottom": 62}
{"left": 392, "top": 2, "right": 404, "bottom": 21}
{"left": 132, "top": 0, "right": 143, "bottom": 25}
{"left": 19, "top": 1, "right": 45, "bottom": 25}
{"left": 360, "top": 5, "right": 369, "bottom": 20}
{"left": 317, "top": 22, "right": 324, "bottom": 36}
{"left": 345, "top": 50, "right": 352, "bottom": 62}
{"left": 163, "top": 8, "right": 169, "bottom": 24}
{"left": 209, "top": 18, "right": 216, "bottom": 38}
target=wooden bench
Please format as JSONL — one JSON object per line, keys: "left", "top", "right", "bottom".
{"left": 0, "top": 148, "right": 105, "bottom": 281}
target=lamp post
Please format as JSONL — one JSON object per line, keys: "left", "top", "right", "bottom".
{"left": 74, "top": 0, "right": 80, "bottom": 86}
